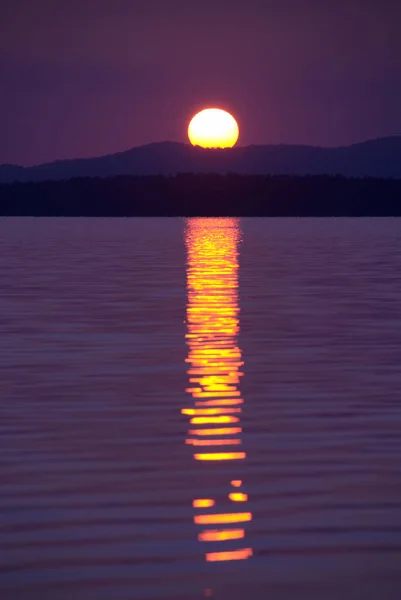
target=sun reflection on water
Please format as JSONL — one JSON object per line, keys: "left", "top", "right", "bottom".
{"left": 184, "top": 218, "right": 252, "bottom": 563}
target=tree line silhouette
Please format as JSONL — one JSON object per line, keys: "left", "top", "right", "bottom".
{"left": 0, "top": 174, "right": 400, "bottom": 216}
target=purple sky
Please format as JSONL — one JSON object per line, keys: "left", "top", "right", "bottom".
{"left": 1, "top": 0, "right": 400, "bottom": 165}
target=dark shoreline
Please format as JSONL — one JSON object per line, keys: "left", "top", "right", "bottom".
{"left": 1, "top": 174, "right": 400, "bottom": 217}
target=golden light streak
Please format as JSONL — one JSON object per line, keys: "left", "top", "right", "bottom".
{"left": 189, "top": 376, "right": 241, "bottom": 384}
{"left": 195, "top": 399, "right": 244, "bottom": 406}
{"left": 206, "top": 548, "right": 252, "bottom": 562}
{"left": 188, "top": 427, "right": 242, "bottom": 436}
{"left": 190, "top": 416, "right": 239, "bottom": 425}
{"left": 198, "top": 529, "right": 245, "bottom": 542}
{"left": 194, "top": 452, "right": 246, "bottom": 461}
{"left": 193, "top": 499, "right": 215, "bottom": 508}
{"left": 187, "top": 367, "right": 242, "bottom": 375}
{"left": 184, "top": 218, "right": 252, "bottom": 563}
{"left": 194, "top": 512, "right": 252, "bottom": 525}
{"left": 181, "top": 408, "right": 242, "bottom": 416}
{"left": 196, "top": 384, "right": 238, "bottom": 392}
{"left": 229, "top": 493, "right": 248, "bottom": 502}
{"left": 192, "top": 391, "right": 242, "bottom": 398}
{"left": 186, "top": 439, "right": 242, "bottom": 446}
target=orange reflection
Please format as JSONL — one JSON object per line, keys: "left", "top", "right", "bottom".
{"left": 195, "top": 399, "right": 244, "bottom": 406}
{"left": 199, "top": 529, "right": 245, "bottom": 542}
{"left": 231, "top": 480, "right": 242, "bottom": 487}
{"left": 193, "top": 499, "right": 215, "bottom": 508}
{"left": 194, "top": 452, "right": 246, "bottom": 461}
{"left": 194, "top": 512, "right": 252, "bottom": 525}
{"left": 188, "top": 427, "right": 242, "bottom": 436}
{"left": 206, "top": 548, "right": 253, "bottom": 562}
{"left": 181, "top": 408, "right": 242, "bottom": 416}
{"left": 193, "top": 391, "right": 242, "bottom": 398}
{"left": 229, "top": 493, "right": 248, "bottom": 502}
{"left": 188, "top": 367, "right": 242, "bottom": 375}
{"left": 184, "top": 218, "right": 252, "bottom": 563}
{"left": 186, "top": 439, "right": 242, "bottom": 446}
{"left": 190, "top": 416, "right": 239, "bottom": 424}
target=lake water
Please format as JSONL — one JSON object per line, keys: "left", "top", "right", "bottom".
{"left": 1, "top": 217, "right": 401, "bottom": 600}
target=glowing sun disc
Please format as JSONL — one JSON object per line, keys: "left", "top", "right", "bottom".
{"left": 188, "top": 108, "right": 239, "bottom": 148}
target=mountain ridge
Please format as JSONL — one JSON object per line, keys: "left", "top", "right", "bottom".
{"left": 1, "top": 136, "right": 401, "bottom": 182}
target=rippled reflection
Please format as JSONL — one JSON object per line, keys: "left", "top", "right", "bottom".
{"left": 184, "top": 218, "right": 252, "bottom": 563}
{"left": 199, "top": 529, "right": 245, "bottom": 542}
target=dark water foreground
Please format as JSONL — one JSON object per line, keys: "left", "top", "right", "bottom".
{"left": 1, "top": 217, "right": 400, "bottom": 600}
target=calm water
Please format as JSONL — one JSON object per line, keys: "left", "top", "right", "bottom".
{"left": 1, "top": 217, "right": 401, "bottom": 600}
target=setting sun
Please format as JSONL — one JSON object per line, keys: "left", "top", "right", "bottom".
{"left": 188, "top": 108, "right": 239, "bottom": 148}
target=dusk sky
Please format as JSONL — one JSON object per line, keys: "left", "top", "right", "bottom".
{"left": 1, "top": 0, "right": 400, "bottom": 165}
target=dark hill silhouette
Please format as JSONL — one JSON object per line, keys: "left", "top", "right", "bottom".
{"left": 1, "top": 174, "right": 401, "bottom": 217}
{"left": 1, "top": 137, "right": 401, "bottom": 183}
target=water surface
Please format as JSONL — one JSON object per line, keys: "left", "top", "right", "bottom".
{"left": 1, "top": 217, "right": 401, "bottom": 600}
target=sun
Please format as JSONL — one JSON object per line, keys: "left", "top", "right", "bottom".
{"left": 188, "top": 108, "right": 239, "bottom": 148}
